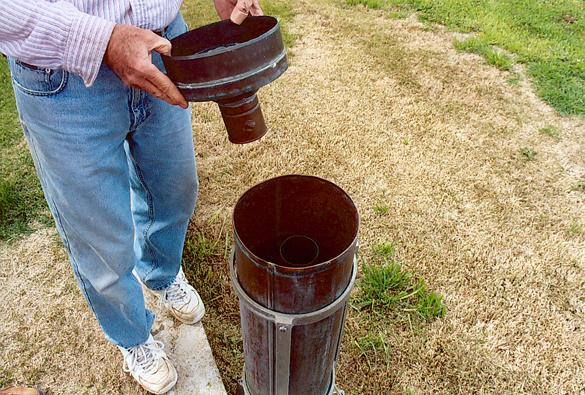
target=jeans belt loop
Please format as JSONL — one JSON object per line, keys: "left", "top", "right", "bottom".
{"left": 153, "top": 26, "right": 167, "bottom": 37}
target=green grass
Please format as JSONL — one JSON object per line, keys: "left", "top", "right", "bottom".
{"left": 454, "top": 37, "right": 513, "bottom": 71}
{"left": 0, "top": 57, "right": 50, "bottom": 242}
{"left": 519, "top": 147, "right": 537, "bottom": 161}
{"left": 261, "top": 0, "right": 298, "bottom": 48}
{"left": 373, "top": 204, "right": 390, "bottom": 215}
{"left": 507, "top": 72, "right": 522, "bottom": 86}
{"left": 180, "top": 0, "right": 220, "bottom": 27}
{"left": 345, "top": 0, "right": 585, "bottom": 116}
{"left": 354, "top": 332, "right": 391, "bottom": 368}
{"left": 181, "top": 229, "right": 229, "bottom": 311}
{"left": 347, "top": 0, "right": 385, "bottom": 10}
{"left": 567, "top": 222, "right": 583, "bottom": 237}
{"left": 182, "top": 229, "right": 226, "bottom": 294}
{"left": 371, "top": 241, "right": 396, "bottom": 257}
{"left": 539, "top": 126, "right": 562, "bottom": 141}
{"left": 183, "top": 231, "right": 223, "bottom": 263}
{"left": 355, "top": 242, "right": 446, "bottom": 320}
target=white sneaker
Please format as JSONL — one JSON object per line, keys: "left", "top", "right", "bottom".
{"left": 118, "top": 335, "right": 177, "bottom": 394}
{"left": 137, "top": 269, "right": 206, "bottom": 324}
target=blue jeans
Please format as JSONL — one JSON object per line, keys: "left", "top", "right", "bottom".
{"left": 8, "top": 14, "right": 197, "bottom": 348}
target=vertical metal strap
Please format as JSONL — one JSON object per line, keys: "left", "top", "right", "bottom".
{"left": 333, "top": 305, "right": 349, "bottom": 365}
{"left": 274, "top": 323, "right": 293, "bottom": 394}
{"left": 267, "top": 263, "right": 276, "bottom": 395}
{"left": 267, "top": 318, "right": 275, "bottom": 394}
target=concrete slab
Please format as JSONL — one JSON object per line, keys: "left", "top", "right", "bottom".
{"left": 147, "top": 295, "right": 227, "bottom": 395}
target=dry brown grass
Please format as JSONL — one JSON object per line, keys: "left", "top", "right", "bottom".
{"left": 191, "top": 1, "right": 585, "bottom": 392}
{"left": 2, "top": 0, "right": 585, "bottom": 393}
{"left": 0, "top": 229, "right": 150, "bottom": 394}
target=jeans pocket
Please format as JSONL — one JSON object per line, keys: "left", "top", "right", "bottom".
{"left": 10, "top": 59, "right": 69, "bottom": 97}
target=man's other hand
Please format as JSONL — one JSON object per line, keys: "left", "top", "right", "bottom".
{"left": 214, "top": 0, "right": 263, "bottom": 25}
{"left": 104, "top": 25, "right": 188, "bottom": 109}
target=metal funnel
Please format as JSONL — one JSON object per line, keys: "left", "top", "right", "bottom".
{"left": 162, "top": 16, "right": 288, "bottom": 144}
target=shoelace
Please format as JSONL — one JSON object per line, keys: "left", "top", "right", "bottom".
{"left": 123, "top": 340, "right": 165, "bottom": 374}
{"left": 161, "top": 280, "right": 189, "bottom": 307}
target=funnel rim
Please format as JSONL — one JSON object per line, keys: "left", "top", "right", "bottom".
{"left": 169, "top": 16, "right": 280, "bottom": 61}
{"left": 233, "top": 174, "right": 360, "bottom": 273}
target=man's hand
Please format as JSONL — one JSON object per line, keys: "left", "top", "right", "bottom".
{"left": 104, "top": 25, "right": 188, "bottom": 109}
{"left": 214, "top": 0, "right": 263, "bottom": 25}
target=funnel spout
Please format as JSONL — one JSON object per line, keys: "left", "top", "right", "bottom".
{"left": 217, "top": 92, "right": 267, "bottom": 144}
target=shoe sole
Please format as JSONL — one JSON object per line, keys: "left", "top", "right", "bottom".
{"left": 139, "top": 368, "right": 178, "bottom": 395}
{"left": 175, "top": 298, "right": 206, "bottom": 325}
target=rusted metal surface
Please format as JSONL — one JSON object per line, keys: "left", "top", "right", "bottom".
{"left": 162, "top": 16, "right": 288, "bottom": 144}
{"left": 232, "top": 175, "right": 359, "bottom": 395}
{"left": 217, "top": 92, "right": 267, "bottom": 144}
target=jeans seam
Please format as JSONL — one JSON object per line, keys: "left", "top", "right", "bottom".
{"left": 129, "top": 89, "right": 148, "bottom": 131}
{"left": 25, "top": 128, "right": 99, "bottom": 319}
{"left": 129, "top": 155, "right": 159, "bottom": 278}
{"left": 12, "top": 69, "right": 69, "bottom": 97}
{"left": 149, "top": 274, "right": 179, "bottom": 291}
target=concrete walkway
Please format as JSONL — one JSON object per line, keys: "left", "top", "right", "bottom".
{"left": 148, "top": 295, "right": 227, "bottom": 395}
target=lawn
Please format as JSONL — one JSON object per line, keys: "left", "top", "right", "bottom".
{"left": 345, "top": 0, "right": 585, "bottom": 116}
{"left": 1, "top": 0, "right": 585, "bottom": 393}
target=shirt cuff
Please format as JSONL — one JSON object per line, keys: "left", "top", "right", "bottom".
{"left": 63, "top": 13, "right": 115, "bottom": 87}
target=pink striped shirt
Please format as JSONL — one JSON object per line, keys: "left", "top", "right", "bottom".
{"left": 0, "top": 1, "right": 184, "bottom": 86}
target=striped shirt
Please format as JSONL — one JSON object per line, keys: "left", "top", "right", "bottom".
{"left": 0, "top": 1, "right": 184, "bottom": 86}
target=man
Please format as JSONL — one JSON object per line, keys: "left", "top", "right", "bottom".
{"left": 0, "top": 0, "right": 261, "bottom": 393}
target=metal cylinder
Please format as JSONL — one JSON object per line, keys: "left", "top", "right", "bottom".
{"left": 232, "top": 175, "right": 359, "bottom": 395}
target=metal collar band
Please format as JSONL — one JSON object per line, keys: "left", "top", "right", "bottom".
{"left": 230, "top": 250, "right": 357, "bottom": 395}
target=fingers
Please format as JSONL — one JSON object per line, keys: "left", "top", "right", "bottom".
{"left": 146, "top": 32, "right": 173, "bottom": 56}
{"left": 230, "top": 0, "right": 253, "bottom": 24}
{"left": 145, "top": 65, "right": 188, "bottom": 108}
{"left": 250, "top": 0, "right": 263, "bottom": 16}
{"left": 134, "top": 78, "right": 170, "bottom": 102}
{"left": 214, "top": 0, "right": 237, "bottom": 20}
{"left": 216, "top": 0, "right": 261, "bottom": 23}
{"left": 126, "top": 63, "right": 188, "bottom": 108}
